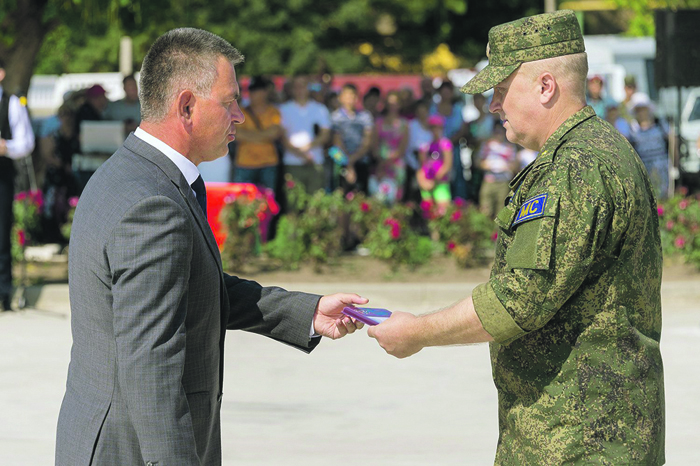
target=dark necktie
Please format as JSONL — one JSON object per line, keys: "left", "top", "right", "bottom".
{"left": 190, "top": 175, "right": 207, "bottom": 217}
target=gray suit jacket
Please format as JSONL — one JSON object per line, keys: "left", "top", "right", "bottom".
{"left": 56, "top": 134, "right": 321, "bottom": 465}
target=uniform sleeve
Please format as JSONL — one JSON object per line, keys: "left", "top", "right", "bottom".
{"left": 473, "top": 156, "right": 616, "bottom": 345}
{"left": 5, "top": 95, "right": 35, "bottom": 159}
{"left": 106, "top": 196, "right": 201, "bottom": 464}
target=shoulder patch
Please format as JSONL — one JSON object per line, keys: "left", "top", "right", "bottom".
{"left": 513, "top": 193, "right": 548, "bottom": 226}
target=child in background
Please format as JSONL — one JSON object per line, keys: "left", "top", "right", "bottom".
{"left": 417, "top": 115, "right": 453, "bottom": 211}
{"left": 477, "top": 123, "right": 518, "bottom": 218}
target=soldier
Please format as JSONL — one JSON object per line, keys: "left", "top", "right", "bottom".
{"left": 368, "top": 10, "right": 665, "bottom": 465}
{"left": 0, "top": 59, "right": 36, "bottom": 311}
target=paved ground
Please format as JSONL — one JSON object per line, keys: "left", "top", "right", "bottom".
{"left": 1, "top": 279, "right": 699, "bottom": 465}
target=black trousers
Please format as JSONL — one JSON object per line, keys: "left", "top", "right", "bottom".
{"left": 0, "top": 158, "right": 15, "bottom": 297}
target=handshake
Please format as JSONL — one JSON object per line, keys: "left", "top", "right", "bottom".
{"left": 314, "top": 293, "right": 494, "bottom": 359}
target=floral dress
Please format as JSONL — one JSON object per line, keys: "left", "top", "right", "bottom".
{"left": 369, "top": 117, "right": 407, "bottom": 203}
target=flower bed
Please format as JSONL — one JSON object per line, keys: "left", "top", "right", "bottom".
{"left": 220, "top": 177, "right": 496, "bottom": 273}
{"left": 658, "top": 189, "right": 700, "bottom": 269}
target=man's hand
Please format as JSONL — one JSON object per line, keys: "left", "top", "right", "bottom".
{"left": 0, "top": 139, "right": 7, "bottom": 156}
{"left": 367, "top": 311, "right": 424, "bottom": 358}
{"left": 313, "top": 293, "right": 368, "bottom": 339}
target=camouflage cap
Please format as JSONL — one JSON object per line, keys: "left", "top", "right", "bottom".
{"left": 461, "top": 10, "right": 585, "bottom": 94}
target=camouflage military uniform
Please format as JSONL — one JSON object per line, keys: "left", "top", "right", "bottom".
{"left": 461, "top": 10, "right": 665, "bottom": 465}
{"left": 472, "top": 107, "right": 665, "bottom": 464}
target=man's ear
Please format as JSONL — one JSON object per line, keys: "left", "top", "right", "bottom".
{"left": 539, "top": 72, "right": 557, "bottom": 105}
{"left": 177, "top": 90, "right": 196, "bottom": 127}
{"left": 0, "top": 69, "right": 5, "bottom": 83}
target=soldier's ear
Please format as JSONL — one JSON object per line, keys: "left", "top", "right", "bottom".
{"left": 538, "top": 72, "right": 557, "bottom": 105}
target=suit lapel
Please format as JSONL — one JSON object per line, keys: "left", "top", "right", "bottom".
{"left": 122, "top": 134, "right": 224, "bottom": 276}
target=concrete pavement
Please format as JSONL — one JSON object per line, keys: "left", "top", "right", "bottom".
{"left": 1, "top": 280, "right": 699, "bottom": 465}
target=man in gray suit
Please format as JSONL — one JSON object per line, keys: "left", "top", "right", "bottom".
{"left": 56, "top": 28, "right": 367, "bottom": 465}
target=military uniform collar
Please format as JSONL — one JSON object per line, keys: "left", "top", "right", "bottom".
{"left": 536, "top": 105, "right": 596, "bottom": 164}
{"left": 508, "top": 106, "right": 595, "bottom": 191}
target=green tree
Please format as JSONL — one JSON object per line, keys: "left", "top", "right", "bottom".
{"left": 1, "top": 0, "right": 549, "bottom": 95}
{"left": 609, "top": 0, "right": 700, "bottom": 36}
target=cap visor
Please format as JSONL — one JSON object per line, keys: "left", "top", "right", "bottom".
{"left": 460, "top": 63, "right": 519, "bottom": 94}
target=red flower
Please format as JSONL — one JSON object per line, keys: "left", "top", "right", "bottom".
{"left": 346, "top": 192, "right": 355, "bottom": 201}
{"left": 679, "top": 186, "right": 689, "bottom": 197}
{"left": 491, "top": 232, "right": 498, "bottom": 242}
{"left": 454, "top": 197, "right": 466, "bottom": 208}
{"left": 657, "top": 205, "right": 664, "bottom": 216}
{"left": 17, "top": 230, "right": 26, "bottom": 247}
{"left": 286, "top": 179, "right": 295, "bottom": 189}
{"left": 451, "top": 210, "right": 462, "bottom": 222}
{"left": 361, "top": 202, "right": 370, "bottom": 212}
{"left": 679, "top": 199, "right": 689, "bottom": 210}
{"left": 69, "top": 197, "right": 79, "bottom": 208}
{"left": 666, "top": 220, "right": 674, "bottom": 231}
{"left": 384, "top": 218, "right": 401, "bottom": 239}
{"left": 674, "top": 236, "right": 686, "bottom": 248}
{"left": 420, "top": 200, "right": 432, "bottom": 211}
{"left": 14, "top": 192, "right": 27, "bottom": 201}
{"left": 224, "top": 195, "right": 235, "bottom": 204}
{"left": 447, "top": 241, "right": 456, "bottom": 251}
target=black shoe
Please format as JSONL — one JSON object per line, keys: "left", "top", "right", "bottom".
{"left": 0, "top": 295, "right": 11, "bottom": 312}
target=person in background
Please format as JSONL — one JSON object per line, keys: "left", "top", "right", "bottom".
{"left": 420, "top": 76, "right": 436, "bottom": 103}
{"left": 280, "top": 75, "right": 331, "bottom": 194}
{"left": 629, "top": 99, "right": 669, "bottom": 200}
{"left": 370, "top": 90, "right": 408, "bottom": 204}
{"left": 330, "top": 83, "right": 373, "bottom": 194}
{"left": 39, "top": 104, "right": 80, "bottom": 244}
{"left": 416, "top": 114, "right": 453, "bottom": 211}
{"left": 405, "top": 99, "right": 433, "bottom": 203}
{"left": 605, "top": 103, "right": 631, "bottom": 140}
{"left": 104, "top": 74, "right": 141, "bottom": 135}
{"left": 476, "top": 123, "right": 518, "bottom": 219}
{"left": 398, "top": 86, "right": 416, "bottom": 120}
{"left": 458, "top": 92, "right": 495, "bottom": 204}
{"left": 75, "top": 84, "right": 108, "bottom": 135}
{"left": 430, "top": 80, "right": 466, "bottom": 200}
{"left": 586, "top": 75, "right": 616, "bottom": 119}
{"left": 232, "top": 76, "right": 282, "bottom": 195}
{"left": 324, "top": 90, "right": 340, "bottom": 113}
{"left": 362, "top": 86, "right": 382, "bottom": 120}
{"left": 0, "top": 58, "right": 36, "bottom": 311}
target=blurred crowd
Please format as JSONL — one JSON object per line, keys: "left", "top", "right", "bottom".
{"left": 23, "top": 71, "right": 673, "bottom": 248}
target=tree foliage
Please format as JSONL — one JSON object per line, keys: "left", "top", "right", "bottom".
{"left": 1, "top": 0, "right": 547, "bottom": 93}
{"left": 609, "top": 0, "right": 700, "bottom": 36}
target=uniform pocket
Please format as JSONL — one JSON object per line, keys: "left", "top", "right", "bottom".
{"left": 506, "top": 195, "right": 559, "bottom": 270}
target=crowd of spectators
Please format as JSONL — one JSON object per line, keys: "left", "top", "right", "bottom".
{"left": 25, "top": 71, "right": 673, "bottom": 248}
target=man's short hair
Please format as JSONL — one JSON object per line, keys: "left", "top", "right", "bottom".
{"left": 522, "top": 52, "right": 589, "bottom": 100}
{"left": 139, "top": 28, "right": 244, "bottom": 122}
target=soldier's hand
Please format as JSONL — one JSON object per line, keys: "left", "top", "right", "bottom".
{"left": 0, "top": 139, "right": 7, "bottom": 156}
{"left": 367, "top": 311, "right": 423, "bottom": 358}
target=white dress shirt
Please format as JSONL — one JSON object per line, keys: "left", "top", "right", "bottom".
{"left": 0, "top": 86, "right": 35, "bottom": 160}
{"left": 134, "top": 127, "right": 200, "bottom": 197}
